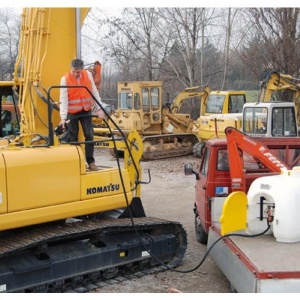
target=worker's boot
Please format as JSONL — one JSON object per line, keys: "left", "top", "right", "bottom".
{"left": 89, "top": 163, "right": 98, "bottom": 171}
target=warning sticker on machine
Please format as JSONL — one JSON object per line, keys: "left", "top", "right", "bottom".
{"left": 0, "top": 284, "right": 6, "bottom": 292}
{"left": 142, "top": 251, "right": 150, "bottom": 257}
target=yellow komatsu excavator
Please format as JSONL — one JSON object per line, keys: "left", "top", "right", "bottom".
{"left": 103, "top": 81, "right": 210, "bottom": 160}
{"left": 0, "top": 8, "right": 187, "bottom": 292}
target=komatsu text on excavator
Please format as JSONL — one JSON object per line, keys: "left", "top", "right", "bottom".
{"left": 0, "top": 8, "right": 187, "bottom": 292}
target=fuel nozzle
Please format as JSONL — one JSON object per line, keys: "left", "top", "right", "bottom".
{"left": 266, "top": 204, "right": 275, "bottom": 223}
{"left": 54, "top": 123, "right": 67, "bottom": 136}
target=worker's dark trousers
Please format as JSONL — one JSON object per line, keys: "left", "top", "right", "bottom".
{"left": 67, "top": 110, "right": 95, "bottom": 165}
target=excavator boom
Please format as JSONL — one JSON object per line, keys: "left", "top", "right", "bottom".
{"left": 259, "top": 70, "right": 300, "bottom": 128}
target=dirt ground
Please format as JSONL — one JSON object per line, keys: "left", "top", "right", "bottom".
{"left": 94, "top": 149, "right": 232, "bottom": 293}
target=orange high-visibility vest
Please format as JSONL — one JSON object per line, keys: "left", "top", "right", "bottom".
{"left": 65, "top": 70, "right": 93, "bottom": 113}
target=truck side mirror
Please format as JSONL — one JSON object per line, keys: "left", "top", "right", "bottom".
{"left": 184, "top": 163, "right": 199, "bottom": 180}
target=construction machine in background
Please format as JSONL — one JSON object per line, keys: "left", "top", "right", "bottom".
{"left": 184, "top": 126, "right": 300, "bottom": 292}
{"left": 196, "top": 90, "right": 246, "bottom": 136}
{"left": 0, "top": 8, "right": 188, "bottom": 292}
{"left": 192, "top": 90, "right": 247, "bottom": 157}
{"left": 259, "top": 70, "right": 300, "bottom": 129}
{"left": 192, "top": 71, "right": 300, "bottom": 157}
{"left": 240, "top": 72, "right": 300, "bottom": 140}
{"left": 105, "top": 81, "right": 210, "bottom": 160}
{"left": 106, "top": 82, "right": 255, "bottom": 160}
{"left": 109, "top": 83, "right": 286, "bottom": 158}
{"left": 87, "top": 60, "right": 102, "bottom": 93}
{"left": 0, "top": 81, "right": 20, "bottom": 136}
{"left": 259, "top": 70, "right": 300, "bottom": 102}
{"left": 242, "top": 101, "right": 298, "bottom": 138}
{"left": 168, "top": 85, "right": 210, "bottom": 118}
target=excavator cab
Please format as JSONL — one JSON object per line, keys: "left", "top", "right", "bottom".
{"left": 204, "top": 91, "right": 246, "bottom": 115}
{"left": 109, "top": 81, "right": 163, "bottom": 133}
{"left": 0, "top": 83, "right": 20, "bottom": 137}
{"left": 196, "top": 90, "right": 246, "bottom": 144}
{"left": 242, "top": 102, "right": 298, "bottom": 137}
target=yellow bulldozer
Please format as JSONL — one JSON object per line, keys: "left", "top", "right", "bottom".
{"left": 105, "top": 81, "right": 210, "bottom": 160}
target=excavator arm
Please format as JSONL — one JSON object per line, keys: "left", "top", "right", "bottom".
{"left": 259, "top": 70, "right": 300, "bottom": 127}
{"left": 259, "top": 71, "right": 300, "bottom": 100}
{"left": 225, "top": 126, "right": 288, "bottom": 192}
{"left": 170, "top": 85, "right": 210, "bottom": 116}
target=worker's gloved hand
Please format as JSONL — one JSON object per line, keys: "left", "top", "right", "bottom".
{"left": 96, "top": 109, "right": 106, "bottom": 120}
{"left": 59, "top": 119, "right": 66, "bottom": 129}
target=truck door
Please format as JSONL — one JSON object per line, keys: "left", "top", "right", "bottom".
{"left": 195, "top": 145, "right": 211, "bottom": 233}
{"left": 196, "top": 144, "right": 231, "bottom": 233}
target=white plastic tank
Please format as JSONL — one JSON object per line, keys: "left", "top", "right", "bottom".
{"left": 247, "top": 167, "right": 300, "bottom": 243}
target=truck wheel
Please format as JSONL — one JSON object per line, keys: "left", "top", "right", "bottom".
{"left": 195, "top": 214, "right": 208, "bottom": 244}
{"left": 193, "top": 142, "right": 205, "bottom": 158}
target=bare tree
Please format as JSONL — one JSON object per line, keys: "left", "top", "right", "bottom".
{"left": 81, "top": 7, "right": 300, "bottom": 96}
{"left": 218, "top": 8, "right": 250, "bottom": 90}
{"left": 243, "top": 8, "right": 300, "bottom": 77}
{"left": 101, "top": 8, "right": 161, "bottom": 81}
{"left": 81, "top": 8, "right": 107, "bottom": 66}
{"left": 0, "top": 8, "right": 20, "bottom": 80}
{"left": 220, "top": 8, "right": 233, "bottom": 90}
{"left": 157, "top": 8, "right": 208, "bottom": 87}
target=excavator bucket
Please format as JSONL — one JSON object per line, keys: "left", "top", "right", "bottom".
{"left": 219, "top": 191, "right": 247, "bottom": 235}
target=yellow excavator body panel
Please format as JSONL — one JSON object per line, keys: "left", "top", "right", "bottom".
{"left": 197, "top": 113, "right": 243, "bottom": 140}
{"left": 0, "top": 144, "right": 135, "bottom": 231}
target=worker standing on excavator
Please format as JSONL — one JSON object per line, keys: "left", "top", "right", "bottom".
{"left": 59, "top": 58, "right": 106, "bottom": 171}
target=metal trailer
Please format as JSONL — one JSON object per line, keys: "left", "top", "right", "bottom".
{"left": 208, "top": 196, "right": 300, "bottom": 293}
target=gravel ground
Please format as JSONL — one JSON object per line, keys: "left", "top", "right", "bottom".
{"left": 93, "top": 149, "right": 232, "bottom": 293}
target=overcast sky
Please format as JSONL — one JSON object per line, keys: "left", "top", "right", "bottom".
{"left": 2, "top": 0, "right": 298, "bottom": 8}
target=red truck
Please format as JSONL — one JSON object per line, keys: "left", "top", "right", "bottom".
{"left": 185, "top": 126, "right": 300, "bottom": 292}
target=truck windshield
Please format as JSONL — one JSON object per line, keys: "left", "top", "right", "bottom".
{"left": 206, "top": 95, "right": 225, "bottom": 113}
{"left": 217, "top": 149, "right": 229, "bottom": 171}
